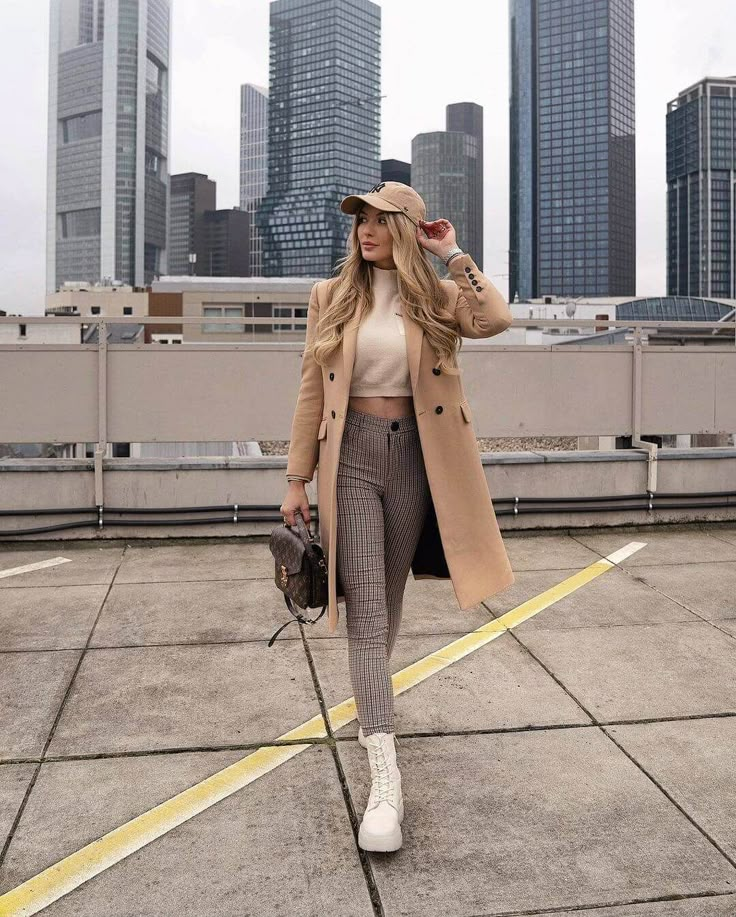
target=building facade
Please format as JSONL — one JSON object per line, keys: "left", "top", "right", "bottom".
{"left": 203, "top": 209, "right": 251, "bottom": 277}
{"left": 666, "top": 76, "right": 736, "bottom": 299}
{"left": 255, "top": 0, "right": 382, "bottom": 277}
{"left": 46, "top": 0, "right": 171, "bottom": 292}
{"left": 381, "top": 159, "right": 411, "bottom": 184}
{"left": 240, "top": 83, "right": 269, "bottom": 277}
{"left": 509, "top": 0, "right": 635, "bottom": 301}
{"left": 446, "top": 102, "right": 484, "bottom": 271}
{"left": 169, "top": 173, "right": 217, "bottom": 276}
{"left": 412, "top": 125, "right": 482, "bottom": 276}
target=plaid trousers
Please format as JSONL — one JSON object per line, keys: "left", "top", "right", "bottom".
{"left": 336, "top": 407, "right": 431, "bottom": 736}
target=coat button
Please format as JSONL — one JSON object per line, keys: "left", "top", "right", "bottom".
{"left": 432, "top": 367, "right": 441, "bottom": 375}
{"left": 471, "top": 278, "right": 478, "bottom": 285}
{"left": 476, "top": 285, "right": 483, "bottom": 291}
{"left": 331, "top": 410, "right": 336, "bottom": 418}
{"left": 468, "top": 273, "right": 475, "bottom": 279}
{"left": 329, "top": 372, "right": 334, "bottom": 380}
{"left": 435, "top": 405, "right": 443, "bottom": 414}
{"left": 464, "top": 266, "right": 471, "bottom": 273}
{"left": 390, "top": 421, "right": 399, "bottom": 431}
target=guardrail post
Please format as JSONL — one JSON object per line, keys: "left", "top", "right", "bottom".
{"left": 95, "top": 318, "right": 107, "bottom": 510}
{"left": 631, "top": 323, "right": 658, "bottom": 491}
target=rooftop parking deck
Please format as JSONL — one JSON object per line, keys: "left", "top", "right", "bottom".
{"left": 1, "top": 525, "right": 736, "bottom": 916}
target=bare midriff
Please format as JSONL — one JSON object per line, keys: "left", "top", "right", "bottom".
{"left": 348, "top": 395, "right": 415, "bottom": 419}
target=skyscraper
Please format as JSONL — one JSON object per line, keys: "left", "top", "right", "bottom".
{"left": 666, "top": 76, "right": 736, "bottom": 299}
{"left": 381, "top": 159, "right": 411, "bottom": 185}
{"left": 509, "top": 0, "right": 635, "bottom": 301}
{"left": 203, "top": 209, "right": 251, "bottom": 278}
{"left": 169, "top": 173, "right": 216, "bottom": 276}
{"left": 46, "top": 0, "right": 171, "bottom": 292}
{"left": 447, "top": 103, "right": 484, "bottom": 271}
{"left": 240, "top": 83, "right": 269, "bottom": 277}
{"left": 255, "top": 0, "right": 381, "bottom": 277}
{"left": 412, "top": 102, "right": 484, "bottom": 275}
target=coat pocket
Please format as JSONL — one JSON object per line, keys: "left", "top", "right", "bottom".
{"left": 317, "top": 418, "right": 328, "bottom": 440}
{"left": 459, "top": 400, "right": 473, "bottom": 423}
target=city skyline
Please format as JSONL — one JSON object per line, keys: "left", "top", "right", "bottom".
{"left": 1, "top": 0, "right": 735, "bottom": 314}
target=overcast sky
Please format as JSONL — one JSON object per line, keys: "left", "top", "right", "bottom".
{"left": 2, "top": 0, "right": 735, "bottom": 315}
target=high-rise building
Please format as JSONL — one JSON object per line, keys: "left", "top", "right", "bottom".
{"left": 169, "top": 173, "right": 216, "bottom": 276}
{"left": 46, "top": 0, "right": 171, "bottom": 292}
{"left": 255, "top": 0, "right": 382, "bottom": 277}
{"left": 509, "top": 0, "right": 635, "bottom": 301}
{"left": 203, "top": 209, "right": 251, "bottom": 277}
{"left": 381, "top": 159, "right": 411, "bottom": 184}
{"left": 447, "top": 103, "right": 484, "bottom": 271}
{"left": 666, "top": 76, "right": 736, "bottom": 299}
{"left": 412, "top": 131, "right": 480, "bottom": 276}
{"left": 240, "top": 83, "right": 269, "bottom": 276}
{"left": 412, "top": 102, "right": 484, "bottom": 275}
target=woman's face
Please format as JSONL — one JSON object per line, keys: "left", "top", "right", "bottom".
{"left": 356, "top": 204, "right": 395, "bottom": 268}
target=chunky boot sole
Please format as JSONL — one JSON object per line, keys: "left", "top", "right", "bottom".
{"left": 358, "top": 797, "right": 405, "bottom": 852}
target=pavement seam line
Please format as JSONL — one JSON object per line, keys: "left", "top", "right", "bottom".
{"left": 0, "top": 542, "right": 645, "bottom": 917}
{"left": 297, "top": 619, "right": 386, "bottom": 916}
{"left": 0, "top": 546, "right": 130, "bottom": 871}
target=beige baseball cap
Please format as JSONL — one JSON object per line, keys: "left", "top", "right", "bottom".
{"left": 340, "top": 181, "right": 426, "bottom": 228}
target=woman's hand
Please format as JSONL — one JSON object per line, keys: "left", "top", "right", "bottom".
{"left": 416, "top": 218, "right": 458, "bottom": 259}
{"left": 280, "top": 481, "right": 311, "bottom": 527}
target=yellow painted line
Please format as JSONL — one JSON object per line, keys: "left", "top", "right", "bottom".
{"left": 329, "top": 543, "right": 648, "bottom": 732}
{"left": 0, "top": 717, "right": 328, "bottom": 917}
{"left": 0, "top": 558, "right": 72, "bottom": 581}
{"left": 0, "top": 541, "right": 646, "bottom": 916}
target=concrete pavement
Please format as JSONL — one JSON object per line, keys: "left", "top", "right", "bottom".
{"left": 1, "top": 524, "right": 736, "bottom": 915}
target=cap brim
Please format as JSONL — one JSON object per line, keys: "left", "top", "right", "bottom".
{"left": 339, "top": 193, "right": 404, "bottom": 216}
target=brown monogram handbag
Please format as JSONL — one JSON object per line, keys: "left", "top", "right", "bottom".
{"left": 267, "top": 508, "right": 328, "bottom": 646}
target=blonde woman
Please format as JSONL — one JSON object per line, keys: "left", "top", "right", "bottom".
{"left": 280, "top": 181, "right": 515, "bottom": 853}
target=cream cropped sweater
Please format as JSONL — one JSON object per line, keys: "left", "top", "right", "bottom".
{"left": 286, "top": 265, "right": 411, "bottom": 483}
{"left": 349, "top": 264, "right": 412, "bottom": 397}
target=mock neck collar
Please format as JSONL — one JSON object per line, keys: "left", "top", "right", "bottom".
{"left": 370, "top": 263, "right": 398, "bottom": 292}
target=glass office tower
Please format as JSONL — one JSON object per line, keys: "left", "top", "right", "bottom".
{"left": 666, "top": 77, "right": 736, "bottom": 299}
{"left": 46, "top": 0, "right": 170, "bottom": 291}
{"left": 413, "top": 102, "right": 485, "bottom": 276}
{"left": 255, "top": 0, "right": 381, "bottom": 277}
{"left": 169, "top": 173, "right": 217, "bottom": 276}
{"left": 240, "top": 83, "right": 269, "bottom": 277}
{"left": 412, "top": 127, "right": 481, "bottom": 277}
{"left": 446, "top": 102, "right": 484, "bottom": 271}
{"left": 509, "top": 0, "right": 635, "bottom": 301}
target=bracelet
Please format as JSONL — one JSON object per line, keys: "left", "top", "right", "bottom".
{"left": 442, "top": 246, "right": 464, "bottom": 266}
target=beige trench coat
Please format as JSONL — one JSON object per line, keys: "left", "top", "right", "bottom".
{"left": 286, "top": 251, "right": 515, "bottom": 633}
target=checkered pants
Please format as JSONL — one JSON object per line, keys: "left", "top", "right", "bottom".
{"left": 336, "top": 407, "right": 431, "bottom": 736}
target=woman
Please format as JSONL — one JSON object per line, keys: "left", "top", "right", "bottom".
{"left": 280, "top": 181, "right": 514, "bottom": 853}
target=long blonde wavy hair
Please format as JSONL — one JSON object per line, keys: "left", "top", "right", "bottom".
{"left": 309, "top": 209, "right": 463, "bottom": 376}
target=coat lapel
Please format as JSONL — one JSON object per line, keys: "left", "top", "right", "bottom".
{"left": 342, "top": 298, "right": 424, "bottom": 397}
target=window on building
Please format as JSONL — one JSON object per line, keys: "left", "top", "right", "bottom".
{"left": 59, "top": 208, "right": 101, "bottom": 239}
{"left": 61, "top": 110, "right": 102, "bottom": 143}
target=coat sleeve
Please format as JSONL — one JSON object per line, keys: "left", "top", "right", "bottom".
{"left": 285, "top": 281, "right": 324, "bottom": 483}
{"left": 444, "top": 252, "right": 513, "bottom": 339}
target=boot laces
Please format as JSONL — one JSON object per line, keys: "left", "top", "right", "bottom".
{"left": 370, "top": 743, "right": 394, "bottom": 804}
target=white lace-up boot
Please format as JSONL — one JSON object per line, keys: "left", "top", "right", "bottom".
{"left": 358, "top": 731, "right": 404, "bottom": 852}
